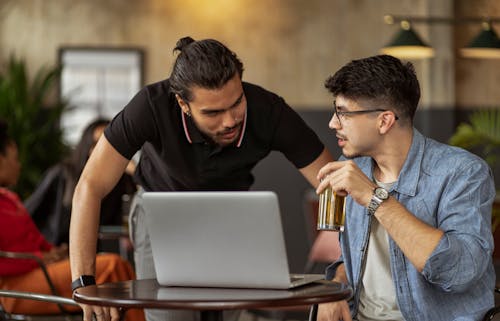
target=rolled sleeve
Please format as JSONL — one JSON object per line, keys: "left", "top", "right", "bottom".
{"left": 422, "top": 159, "right": 495, "bottom": 292}
{"left": 423, "top": 233, "right": 492, "bottom": 292}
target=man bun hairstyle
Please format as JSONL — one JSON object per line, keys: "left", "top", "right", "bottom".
{"left": 169, "top": 36, "right": 244, "bottom": 102}
{"left": 174, "top": 36, "right": 196, "bottom": 52}
{"left": 324, "top": 55, "right": 420, "bottom": 122}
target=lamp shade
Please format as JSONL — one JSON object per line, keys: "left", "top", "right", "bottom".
{"left": 380, "top": 23, "right": 434, "bottom": 59}
{"left": 460, "top": 22, "right": 500, "bottom": 59}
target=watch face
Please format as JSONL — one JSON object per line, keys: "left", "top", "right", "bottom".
{"left": 375, "top": 187, "right": 389, "bottom": 199}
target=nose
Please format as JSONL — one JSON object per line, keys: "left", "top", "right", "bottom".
{"left": 329, "top": 113, "right": 341, "bottom": 129}
{"left": 222, "top": 109, "right": 237, "bottom": 128}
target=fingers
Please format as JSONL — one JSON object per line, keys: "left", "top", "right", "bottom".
{"left": 342, "top": 305, "right": 353, "bottom": 321}
{"left": 81, "top": 304, "right": 117, "bottom": 321}
{"left": 317, "top": 301, "right": 352, "bottom": 321}
{"left": 110, "top": 307, "right": 122, "bottom": 321}
{"left": 101, "top": 307, "right": 111, "bottom": 320}
{"left": 82, "top": 305, "right": 94, "bottom": 321}
{"left": 316, "top": 161, "right": 342, "bottom": 194}
{"left": 316, "top": 160, "right": 375, "bottom": 206}
{"left": 317, "top": 161, "right": 344, "bottom": 182}
{"left": 316, "top": 161, "right": 348, "bottom": 195}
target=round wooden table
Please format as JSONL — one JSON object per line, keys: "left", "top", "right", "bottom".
{"left": 74, "top": 278, "right": 352, "bottom": 321}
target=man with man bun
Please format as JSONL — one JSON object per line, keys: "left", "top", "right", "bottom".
{"left": 69, "top": 36, "right": 333, "bottom": 321}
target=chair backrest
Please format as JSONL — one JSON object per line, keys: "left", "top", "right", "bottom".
{"left": 0, "top": 289, "right": 77, "bottom": 306}
{"left": 308, "top": 231, "right": 341, "bottom": 263}
{"left": 0, "top": 250, "right": 78, "bottom": 318}
{"left": 482, "top": 287, "right": 500, "bottom": 321}
{"left": 483, "top": 306, "right": 500, "bottom": 321}
{"left": 0, "top": 289, "right": 80, "bottom": 321}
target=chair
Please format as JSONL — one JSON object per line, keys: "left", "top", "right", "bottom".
{"left": 98, "top": 225, "right": 134, "bottom": 262}
{"left": 0, "top": 289, "right": 79, "bottom": 321}
{"left": 482, "top": 287, "right": 500, "bottom": 321}
{"left": 247, "top": 190, "right": 341, "bottom": 321}
{"left": 0, "top": 250, "right": 81, "bottom": 321}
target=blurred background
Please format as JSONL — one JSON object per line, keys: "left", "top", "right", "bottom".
{"left": 1, "top": 0, "right": 499, "bottom": 272}
{"left": 2, "top": 0, "right": 500, "bottom": 110}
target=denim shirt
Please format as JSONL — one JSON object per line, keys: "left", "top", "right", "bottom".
{"left": 326, "top": 129, "right": 496, "bottom": 321}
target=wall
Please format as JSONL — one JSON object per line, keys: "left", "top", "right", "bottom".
{"left": 3, "top": 0, "right": 495, "bottom": 109}
{"left": 455, "top": 0, "right": 500, "bottom": 108}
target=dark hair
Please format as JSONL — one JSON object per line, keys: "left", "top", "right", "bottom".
{"left": 324, "top": 55, "right": 420, "bottom": 122}
{"left": 64, "top": 118, "right": 110, "bottom": 179}
{"left": 0, "top": 118, "right": 13, "bottom": 155}
{"left": 169, "top": 36, "right": 244, "bottom": 102}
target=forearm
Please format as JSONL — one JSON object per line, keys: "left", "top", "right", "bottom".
{"left": 299, "top": 148, "right": 334, "bottom": 188}
{"left": 69, "top": 181, "right": 102, "bottom": 279}
{"left": 69, "top": 136, "right": 130, "bottom": 280}
{"left": 374, "top": 197, "right": 443, "bottom": 272}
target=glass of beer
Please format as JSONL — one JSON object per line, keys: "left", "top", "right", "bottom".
{"left": 317, "top": 187, "right": 346, "bottom": 231}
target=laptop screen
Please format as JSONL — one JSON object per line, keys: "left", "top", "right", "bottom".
{"left": 143, "top": 191, "right": 294, "bottom": 289}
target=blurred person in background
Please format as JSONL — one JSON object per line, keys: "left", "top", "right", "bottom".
{"left": 25, "top": 118, "right": 136, "bottom": 246}
{"left": 0, "top": 118, "right": 144, "bottom": 321}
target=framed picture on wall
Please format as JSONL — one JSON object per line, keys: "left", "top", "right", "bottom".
{"left": 58, "top": 47, "right": 144, "bottom": 146}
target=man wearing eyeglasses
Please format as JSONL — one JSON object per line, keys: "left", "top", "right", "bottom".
{"left": 316, "top": 55, "right": 495, "bottom": 321}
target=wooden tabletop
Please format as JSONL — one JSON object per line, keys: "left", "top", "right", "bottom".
{"left": 74, "top": 279, "right": 352, "bottom": 311}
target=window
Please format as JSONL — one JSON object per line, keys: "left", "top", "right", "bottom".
{"left": 58, "top": 47, "right": 144, "bottom": 146}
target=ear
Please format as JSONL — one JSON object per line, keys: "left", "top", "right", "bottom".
{"left": 175, "top": 94, "right": 191, "bottom": 116}
{"left": 378, "top": 111, "right": 397, "bottom": 134}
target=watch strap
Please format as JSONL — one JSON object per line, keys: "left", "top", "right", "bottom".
{"left": 367, "top": 187, "right": 389, "bottom": 216}
{"left": 367, "top": 196, "right": 382, "bottom": 216}
{"left": 71, "top": 275, "right": 96, "bottom": 292}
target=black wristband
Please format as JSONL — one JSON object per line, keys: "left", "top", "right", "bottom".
{"left": 71, "top": 275, "right": 96, "bottom": 292}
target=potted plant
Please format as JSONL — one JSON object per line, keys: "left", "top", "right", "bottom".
{"left": 0, "top": 55, "right": 69, "bottom": 199}
{"left": 449, "top": 109, "right": 500, "bottom": 232}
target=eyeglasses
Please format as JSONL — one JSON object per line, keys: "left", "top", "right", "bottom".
{"left": 332, "top": 100, "right": 399, "bottom": 126}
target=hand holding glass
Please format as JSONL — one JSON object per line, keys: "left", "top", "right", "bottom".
{"left": 317, "top": 187, "right": 346, "bottom": 232}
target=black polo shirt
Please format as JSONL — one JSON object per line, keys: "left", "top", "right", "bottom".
{"left": 104, "top": 79, "right": 324, "bottom": 191}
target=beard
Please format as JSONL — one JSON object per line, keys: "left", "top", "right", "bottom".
{"left": 214, "top": 124, "right": 242, "bottom": 146}
{"left": 341, "top": 150, "right": 360, "bottom": 159}
{"left": 199, "top": 124, "right": 242, "bottom": 147}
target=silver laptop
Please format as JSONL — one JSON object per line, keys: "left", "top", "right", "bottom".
{"left": 143, "top": 191, "right": 323, "bottom": 289}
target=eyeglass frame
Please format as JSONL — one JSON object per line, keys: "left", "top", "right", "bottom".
{"left": 332, "top": 100, "right": 399, "bottom": 125}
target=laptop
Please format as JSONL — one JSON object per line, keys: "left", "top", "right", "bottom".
{"left": 143, "top": 191, "right": 324, "bottom": 289}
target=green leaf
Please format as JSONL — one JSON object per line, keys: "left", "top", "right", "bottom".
{"left": 0, "top": 56, "right": 69, "bottom": 199}
{"left": 449, "top": 109, "right": 500, "bottom": 168}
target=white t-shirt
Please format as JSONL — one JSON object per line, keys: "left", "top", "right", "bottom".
{"left": 357, "top": 181, "right": 404, "bottom": 321}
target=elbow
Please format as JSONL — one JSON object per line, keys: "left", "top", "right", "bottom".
{"left": 73, "top": 175, "right": 105, "bottom": 205}
{"left": 424, "top": 264, "right": 484, "bottom": 293}
{"left": 423, "top": 251, "right": 492, "bottom": 293}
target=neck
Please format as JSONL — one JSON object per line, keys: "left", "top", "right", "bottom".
{"left": 372, "top": 127, "right": 413, "bottom": 183}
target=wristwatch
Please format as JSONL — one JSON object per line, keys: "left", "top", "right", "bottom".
{"left": 367, "top": 187, "right": 389, "bottom": 216}
{"left": 71, "top": 275, "right": 96, "bottom": 292}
